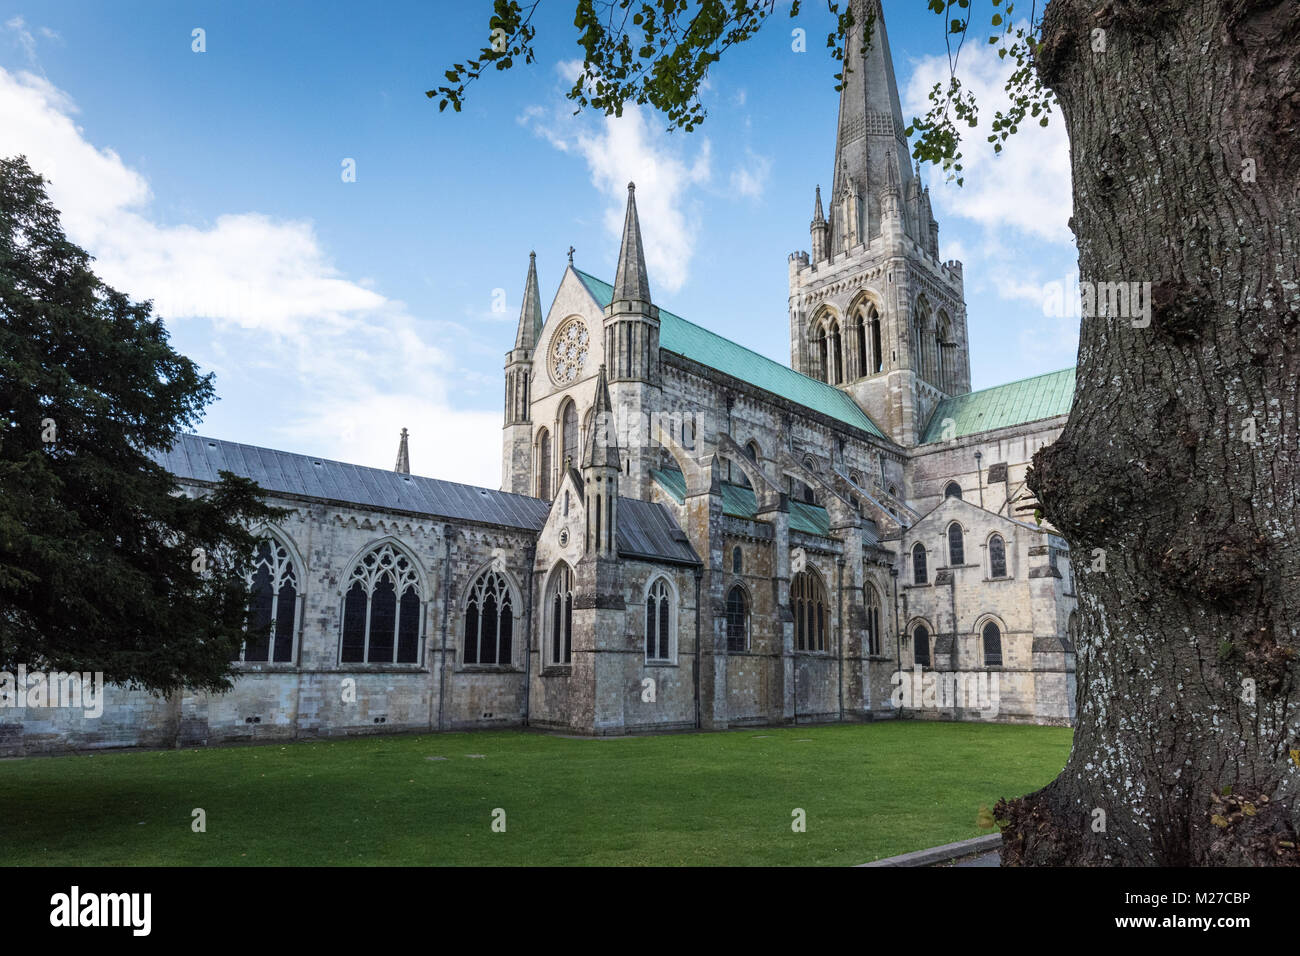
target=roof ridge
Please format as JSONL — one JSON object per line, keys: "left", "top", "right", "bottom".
{"left": 954, "top": 366, "right": 1076, "bottom": 400}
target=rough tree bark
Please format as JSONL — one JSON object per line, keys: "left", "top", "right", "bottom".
{"left": 997, "top": 0, "right": 1300, "bottom": 865}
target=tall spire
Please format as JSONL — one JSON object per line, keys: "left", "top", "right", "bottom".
{"left": 582, "top": 364, "right": 620, "bottom": 470}
{"left": 513, "top": 251, "right": 544, "bottom": 351}
{"left": 813, "top": 184, "right": 825, "bottom": 222}
{"left": 828, "top": 0, "right": 918, "bottom": 250}
{"left": 612, "top": 182, "right": 652, "bottom": 305}
{"left": 394, "top": 427, "right": 410, "bottom": 474}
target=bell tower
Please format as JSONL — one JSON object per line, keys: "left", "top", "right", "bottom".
{"left": 787, "top": 0, "right": 970, "bottom": 448}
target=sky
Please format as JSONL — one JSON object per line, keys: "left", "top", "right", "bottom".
{"left": 0, "top": 1, "right": 1081, "bottom": 489}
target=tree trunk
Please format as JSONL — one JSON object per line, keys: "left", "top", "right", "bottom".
{"left": 1000, "top": 0, "right": 1300, "bottom": 865}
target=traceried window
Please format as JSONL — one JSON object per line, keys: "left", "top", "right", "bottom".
{"left": 989, "top": 534, "right": 1008, "bottom": 578}
{"left": 912, "top": 543, "right": 928, "bottom": 584}
{"left": 982, "top": 621, "right": 1003, "bottom": 667}
{"left": 864, "top": 583, "right": 882, "bottom": 657}
{"left": 645, "top": 577, "right": 673, "bottom": 662}
{"left": 726, "top": 585, "right": 749, "bottom": 652}
{"left": 239, "top": 536, "right": 298, "bottom": 663}
{"left": 463, "top": 569, "right": 514, "bottom": 666}
{"left": 340, "top": 542, "right": 422, "bottom": 664}
{"left": 913, "top": 624, "right": 931, "bottom": 667}
{"left": 548, "top": 562, "right": 574, "bottom": 665}
{"left": 948, "top": 522, "right": 965, "bottom": 566}
{"left": 550, "top": 317, "right": 589, "bottom": 385}
{"left": 791, "top": 571, "right": 828, "bottom": 652}
{"left": 944, "top": 481, "right": 962, "bottom": 499}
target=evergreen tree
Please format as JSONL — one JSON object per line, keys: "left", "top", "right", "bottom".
{"left": 0, "top": 154, "right": 281, "bottom": 695}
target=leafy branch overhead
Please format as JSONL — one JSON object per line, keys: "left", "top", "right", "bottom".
{"left": 429, "top": 0, "right": 1054, "bottom": 183}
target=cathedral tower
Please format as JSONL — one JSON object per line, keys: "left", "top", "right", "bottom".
{"left": 788, "top": 0, "right": 970, "bottom": 448}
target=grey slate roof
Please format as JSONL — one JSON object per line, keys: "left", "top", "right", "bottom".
{"left": 158, "top": 433, "right": 551, "bottom": 530}
{"left": 616, "top": 497, "right": 699, "bottom": 566}
{"left": 157, "top": 434, "right": 699, "bottom": 565}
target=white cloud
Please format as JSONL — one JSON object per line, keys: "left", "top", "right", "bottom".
{"left": 520, "top": 97, "right": 711, "bottom": 293}
{"left": 4, "top": 16, "right": 57, "bottom": 67}
{"left": 903, "top": 34, "right": 1073, "bottom": 243}
{"left": 0, "top": 67, "right": 503, "bottom": 488}
{"left": 729, "top": 148, "right": 771, "bottom": 200}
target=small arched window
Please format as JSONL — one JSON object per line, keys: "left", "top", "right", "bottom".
{"left": 548, "top": 562, "right": 574, "bottom": 665}
{"left": 732, "top": 546, "right": 743, "bottom": 574}
{"left": 464, "top": 569, "right": 514, "bottom": 666}
{"left": 726, "top": 585, "right": 749, "bottom": 652}
{"left": 913, "top": 624, "right": 931, "bottom": 667}
{"left": 791, "top": 571, "right": 828, "bottom": 652}
{"left": 745, "top": 440, "right": 759, "bottom": 462}
{"left": 537, "top": 428, "right": 552, "bottom": 500}
{"left": 912, "top": 543, "right": 928, "bottom": 585}
{"left": 645, "top": 577, "right": 674, "bottom": 662}
{"left": 948, "top": 522, "right": 965, "bottom": 566}
{"left": 864, "top": 583, "right": 881, "bottom": 657}
{"left": 341, "top": 542, "right": 422, "bottom": 664}
{"left": 944, "top": 481, "right": 962, "bottom": 500}
{"left": 989, "top": 534, "right": 1007, "bottom": 578}
{"left": 982, "top": 621, "right": 1003, "bottom": 667}
{"left": 241, "top": 536, "right": 299, "bottom": 663}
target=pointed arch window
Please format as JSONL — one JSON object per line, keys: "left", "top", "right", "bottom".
{"left": 239, "top": 536, "right": 299, "bottom": 663}
{"left": 870, "top": 307, "right": 883, "bottom": 373}
{"left": 982, "top": 621, "right": 1003, "bottom": 667}
{"left": 464, "top": 569, "right": 514, "bottom": 666}
{"left": 726, "top": 585, "right": 750, "bottom": 653}
{"left": 989, "top": 534, "right": 1008, "bottom": 579}
{"left": 812, "top": 325, "right": 829, "bottom": 383}
{"left": 791, "top": 571, "right": 828, "bottom": 652}
{"left": 547, "top": 562, "right": 574, "bottom": 665}
{"left": 732, "top": 546, "right": 743, "bottom": 574}
{"left": 829, "top": 321, "right": 844, "bottom": 384}
{"left": 912, "top": 543, "right": 928, "bottom": 585}
{"left": 948, "top": 522, "right": 965, "bottom": 566}
{"left": 855, "top": 313, "right": 867, "bottom": 378}
{"left": 913, "top": 624, "right": 931, "bottom": 667}
{"left": 340, "top": 542, "right": 423, "bottom": 664}
{"left": 560, "top": 401, "right": 579, "bottom": 471}
{"left": 864, "top": 583, "right": 882, "bottom": 657}
{"left": 645, "top": 577, "right": 674, "bottom": 662}
{"left": 537, "top": 428, "right": 552, "bottom": 499}
{"left": 944, "top": 481, "right": 962, "bottom": 500}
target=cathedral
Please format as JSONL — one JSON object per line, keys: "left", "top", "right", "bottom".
{"left": 3, "top": 2, "right": 1078, "bottom": 755}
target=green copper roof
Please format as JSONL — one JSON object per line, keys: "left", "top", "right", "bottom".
{"left": 921, "top": 367, "right": 1076, "bottom": 444}
{"left": 649, "top": 468, "right": 831, "bottom": 537}
{"left": 576, "top": 270, "right": 886, "bottom": 439}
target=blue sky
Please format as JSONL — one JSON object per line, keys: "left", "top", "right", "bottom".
{"left": 0, "top": 1, "right": 1080, "bottom": 487}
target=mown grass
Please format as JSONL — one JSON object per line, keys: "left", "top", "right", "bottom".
{"left": 0, "top": 721, "right": 1070, "bottom": 866}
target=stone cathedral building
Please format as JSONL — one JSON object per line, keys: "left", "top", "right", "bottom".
{"left": 3, "top": 1, "right": 1078, "bottom": 755}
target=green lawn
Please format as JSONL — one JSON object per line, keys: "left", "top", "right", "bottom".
{"left": 0, "top": 722, "right": 1071, "bottom": 866}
